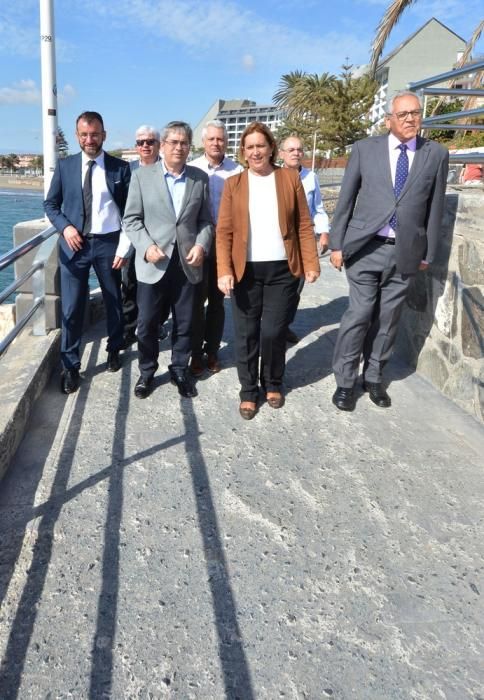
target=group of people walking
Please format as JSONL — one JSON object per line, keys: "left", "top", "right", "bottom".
{"left": 44, "top": 90, "right": 448, "bottom": 418}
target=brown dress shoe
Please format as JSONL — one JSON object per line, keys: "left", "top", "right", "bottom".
{"left": 266, "top": 392, "right": 285, "bottom": 409}
{"left": 189, "top": 356, "right": 204, "bottom": 377}
{"left": 239, "top": 401, "right": 257, "bottom": 420}
{"left": 206, "top": 353, "right": 221, "bottom": 373}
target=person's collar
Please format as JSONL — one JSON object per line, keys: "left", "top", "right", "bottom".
{"left": 389, "top": 132, "right": 417, "bottom": 151}
{"left": 204, "top": 153, "right": 225, "bottom": 170}
{"left": 82, "top": 150, "right": 104, "bottom": 166}
{"left": 162, "top": 158, "right": 186, "bottom": 177}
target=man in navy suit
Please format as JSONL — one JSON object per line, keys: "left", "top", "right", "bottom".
{"left": 329, "top": 91, "right": 449, "bottom": 411}
{"left": 44, "top": 111, "right": 131, "bottom": 394}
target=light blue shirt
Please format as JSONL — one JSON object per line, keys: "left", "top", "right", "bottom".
{"left": 299, "top": 167, "right": 329, "bottom": 234}
{"left": 162, "top": 159, "right": 186, "bottom": 219}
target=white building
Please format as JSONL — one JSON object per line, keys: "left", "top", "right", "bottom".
{"left": 193, "top": 99, "right": 284, "bottom": 156}
{"left": 368, "top": 18, "right": 466, "bottom": 132}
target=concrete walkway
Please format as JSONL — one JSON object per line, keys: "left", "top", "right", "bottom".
{"left": 1, "top": 258, "right": 483, "bottom": 699}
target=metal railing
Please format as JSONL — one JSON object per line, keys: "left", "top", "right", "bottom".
{"left": 408, "top": 59, "right": 484, "bottom": 165}
{"left": 0, "top": 225, "right": 58, "bottom": 356}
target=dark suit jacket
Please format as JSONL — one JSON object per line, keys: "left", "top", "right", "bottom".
{"left": 329, "top": 135, "right": 449, "bottom": 274}
{"left": 216, "top": 167, "right": 319, "bottom": 283}
{"left": 44, "top": 151, "right": 131, "bottom": 260}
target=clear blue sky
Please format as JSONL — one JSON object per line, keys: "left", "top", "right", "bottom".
{"left": 1, "top": 0, "right": 482, "bottom": 154}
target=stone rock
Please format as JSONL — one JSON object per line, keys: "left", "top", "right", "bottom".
{"left": 416, "top": 347, "right": 449, "bottom": 390}
{"left": 461, "top": 287, "right": 484, "bottom": 360}
{"left": 458, "top": 239, "right": 484, "bottom": 287}
{"left": 434, "top": 273, "right": 458, "bottom": 338}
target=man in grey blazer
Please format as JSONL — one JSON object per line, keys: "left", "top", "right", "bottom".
{"left": 329, "top": 91, "right": 449, "bottom": 411}
{"left": 123, "top": 121, "right": 213, "bottom": 399}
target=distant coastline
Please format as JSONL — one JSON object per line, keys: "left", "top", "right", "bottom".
{"left": 0, "top": 175, "right": 43, "bottom": 192}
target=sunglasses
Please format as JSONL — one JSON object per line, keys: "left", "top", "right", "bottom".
{"left": 136, "top": 139, "right": 158, "bottom": 146}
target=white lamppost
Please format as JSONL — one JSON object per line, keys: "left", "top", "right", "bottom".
{"left": 39, "top": 0, "right": 58, "bottom": 196}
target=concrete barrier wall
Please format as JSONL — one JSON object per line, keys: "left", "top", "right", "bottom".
{"left": 396, "top": 186, "right": 484, "bottom": 423}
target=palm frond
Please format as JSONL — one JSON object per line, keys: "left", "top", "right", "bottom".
{"left": 370, "top": 0, "right": 417, "bottom": 76}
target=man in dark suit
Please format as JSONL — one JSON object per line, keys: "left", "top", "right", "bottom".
{"left": 329, "top": 91, "right": 449, "bottom": 411}
{"left": 123, "top": 121, "right": 213, "bottom": 399}
{"left": 44, "top": 111, "right": 131, "bottom": 394}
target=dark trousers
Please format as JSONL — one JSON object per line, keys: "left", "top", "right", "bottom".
{"left": 122, "top": 256, "right": 171, "bottom": 342}
{"left": 332, "top": 239, "right": 411, "bottom": 388}
{"left": 136, "top": 247, "right": 194, "bottom": 379}
{"left": 288, "top": 276, "right": 305, "bottom": 326}
{"left": 191, "top": 253, "right": 225, "bottom": 357}
{"left": 231, "top": 260, "right": 299, "bottom": 402}
{"left": 59, "top": 232, "right": 123, "bottom": 370}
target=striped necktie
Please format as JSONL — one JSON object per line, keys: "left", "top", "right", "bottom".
{"left": 389, "top": 143, "right": 408, "bottom": 231}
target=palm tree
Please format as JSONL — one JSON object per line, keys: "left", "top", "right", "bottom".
{"left": 273, "top": 71, "right": 336, "bottom": 119}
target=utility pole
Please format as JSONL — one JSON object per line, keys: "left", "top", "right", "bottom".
{"left": 39, "top": 0, "right": 59, "bottom": 196}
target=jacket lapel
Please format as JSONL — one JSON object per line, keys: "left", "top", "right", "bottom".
{"left": 177, "top": 170, "right": 194, "bottom": 221}
{"left": 380, "top": 136, "right": 393, "bottom": 194}
{"left": 156, "top": 163, "right": 177, "bottom": 219}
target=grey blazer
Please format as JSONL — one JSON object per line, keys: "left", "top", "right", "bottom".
{"left": 123, "top": 162, "right": 213, "bottom": 284}
{"left": 330, "top": 135, "right": 449, "bottom": 274}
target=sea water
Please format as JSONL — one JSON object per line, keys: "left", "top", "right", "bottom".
{"left": 0, "top": 188, "right": 44, "bottom": 293}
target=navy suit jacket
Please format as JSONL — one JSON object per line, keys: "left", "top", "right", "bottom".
{"left": 44, "top": 151, "right": 131, "bottom": 260}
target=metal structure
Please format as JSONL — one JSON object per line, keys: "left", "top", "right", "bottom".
{"left": 0, "top": 225, "right": 57, "bottom": 356}
{"left": 408, "top": 59, "right": 484, "bottom": 163}
{"left": 39, "top": 0, "right": 59, "bottom": 195}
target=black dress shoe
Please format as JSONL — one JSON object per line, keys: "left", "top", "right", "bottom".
{"left": 286, "top": 328, "right": 300, "bottom": 344}
{"left": 332, "top": 386, "right": 356, "bottom": 411}
{"left": 134, "top": 376, "right": 153, "bottom": 399}
{"left": 106, "top": 350, "right": 121, "bottom": 372}
{"left": 61, "top": 368, "right": 80, "bottom": 394}
{"left": 170, "top": 370, "right": 198, "bottom": 398}
{"left": 363, "top": 381, "right": 391, "bottom": 408}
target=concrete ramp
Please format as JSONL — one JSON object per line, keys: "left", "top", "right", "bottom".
{"left": 1, "top": 263, "right": 483, "bottom": 698}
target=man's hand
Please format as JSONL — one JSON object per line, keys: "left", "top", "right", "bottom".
{"left": 418, "top": 261, "right": 429, "bottom": 271}
{"left": 330, "top": 250, "right": 344, "bottom": 271}
{"left": 112, "top": 256, "right": 128, "bottom": 270}
{"left": 145, "top": 244, "right": 166, "bottom": 263}
{"left": 318, "top": 233, "right": 330, "bottom": 255}
{"left": 63, "top": 224, "right": 84, "bottom": 252}
{"left": 305, "top": 270, "right": 319, "bottom": 283}
{"left": 186, "top": 244, "right": 205, "bottom": 267}
{"left": 218, "top": 275, "right": 234, "bottom": 297}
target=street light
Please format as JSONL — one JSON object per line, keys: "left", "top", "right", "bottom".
{"left": 39, "top": 0, "right": 59, "bottom": 196}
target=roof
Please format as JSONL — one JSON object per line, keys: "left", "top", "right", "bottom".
{"left": 377, "top": 17, "right": 466, "bottom": 70}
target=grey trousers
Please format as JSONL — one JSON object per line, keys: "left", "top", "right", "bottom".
{"left": 332, "top": 239, "right": 411, "bottom": 388}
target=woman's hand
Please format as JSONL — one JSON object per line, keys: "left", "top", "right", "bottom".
{"left": 305, "top": 270, "right": 319, "bottom": 284}
{"left": 218, "top": 275, "right": 234, "bottom": 297}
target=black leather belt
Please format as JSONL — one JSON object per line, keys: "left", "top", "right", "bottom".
{"left": 374, "top": 235, "right": 395, "bottom": 245}
{"left": 85, "top": 230, "right": 120, "bottom": 239}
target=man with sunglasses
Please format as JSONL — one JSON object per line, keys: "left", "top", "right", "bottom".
{"left": 124, "top": 121, "right": 213, "bottom": 399}
{"left": 122, "top": 126, "right": 169, "bottom": 347}
{"left": 329, "top": 91, "right": 449, "bottom": 411}
{"left": 44, "top": 110, "right": 131, "bottom": 394}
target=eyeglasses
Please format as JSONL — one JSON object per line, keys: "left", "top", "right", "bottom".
{"left": 283, "top": 148, "right": 304, "bottom": 154}
{"left": 136, "top": 139, "right": 158, "bottom": 146}
{"left": 391, "top": 109, "right": 423, "bottom": 121}
{"left": 164, "top": 139, "right": 190, "bottom": 149}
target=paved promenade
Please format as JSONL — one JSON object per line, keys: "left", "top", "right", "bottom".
{"left": 1, "top": 258, "right": 483, "bottom": 699}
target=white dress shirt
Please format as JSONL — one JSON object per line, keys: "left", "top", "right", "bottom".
{"left": 190, "top": 154, "right": 243, "bottom": 223}
{"left": 81, "top": 151, "right": 131, "bottom": 257}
